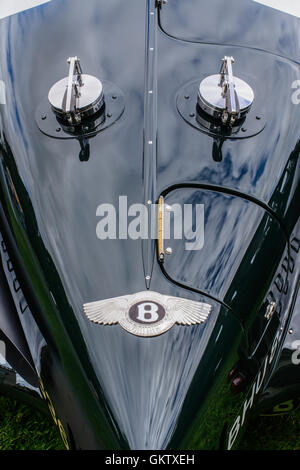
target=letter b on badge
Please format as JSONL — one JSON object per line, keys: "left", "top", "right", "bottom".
{"left": 129, "top": 301, "right": 166, "bottom": 325}
{"left": 137, "top": 302, "right": 159, "bottom": 323}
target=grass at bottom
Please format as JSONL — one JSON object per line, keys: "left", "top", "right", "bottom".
{"left": 0, "top": 395, "right": 299, "bottom": 450}
{"left": 0, "top": 396, "right": 63, "bottom": 450}
{"left": 240, "top": 411, "right": 300, "bottom": 450}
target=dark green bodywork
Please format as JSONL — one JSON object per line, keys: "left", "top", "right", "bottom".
{"left": 0, "top": 0, "right": 299, "bottom": 449}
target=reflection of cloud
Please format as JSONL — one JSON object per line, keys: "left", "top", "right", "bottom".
{"left": 0, "top": 0, "right": 297, "bottom": 449}
{"left": 85, "top": 304, "right": 218, "bottom": 449}
{"left": 157, "top": 25, "right": 300, "bottom": 207}
{"left": 160, "top": 0, "right": 300, "bottom": 61}
{"left": 1, "top": 2, "right": 212, "bottom": 448}
{"left": 0, "top": 0, "right": 146, "bottom": 310}
{"left": 165, "top": 189, "right": 264, "bottom": 298}
{"left": 0, "top": 80, "right": 6, "bottom": 104}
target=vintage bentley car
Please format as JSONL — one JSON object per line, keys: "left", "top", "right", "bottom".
{"left": 0, "top": 0, "right": 299, "bottom": 450}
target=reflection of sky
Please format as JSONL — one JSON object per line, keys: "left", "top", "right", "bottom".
{"left": 165, "top": 189, "right": 265, "bottom": 298}
{"left": 0, "top": 0, "right": 234, "bottom": 450}
{"left": 0, "top": 0, "right": 146, "bottom": 305}
{"left": 84, "top": 309, "right": 221, "bottom": 449}
{"left": 157, "top": 23, "right": 300, "bottom": 206}
{"left": 160, "top": 0, "right": 300, "bottom": 62}
{"left": 0, "top": 0, "right": 51, "bottom": 20}
{"left": 0, "top": 0, "right": 296, "bottom": 448}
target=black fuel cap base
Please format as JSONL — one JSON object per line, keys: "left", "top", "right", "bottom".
{"left": 48, "top": 57, "right": 104, "bottom": 125}
{"left": 177, "top": 79, "right": 265, "bottom": 140}
{"left": 36, "top": 80, "right": 125, "bottom": 140}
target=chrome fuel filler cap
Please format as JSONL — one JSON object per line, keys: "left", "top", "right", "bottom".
{"left": 48, "top": 57, "right": 105, "bottom": 125}
{"left": 198, "top": 56, "right": 254, "bottom": 127}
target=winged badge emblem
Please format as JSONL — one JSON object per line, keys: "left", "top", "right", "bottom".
{"left": 83, "top": 291, "right": 212, "bottom": 337}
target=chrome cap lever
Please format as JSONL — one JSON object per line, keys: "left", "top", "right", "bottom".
{"left": 219, "top": 56, "right": 240, "bottom": 126}
{"left": 63, "top": 56, "right": 83, "bottom": 123}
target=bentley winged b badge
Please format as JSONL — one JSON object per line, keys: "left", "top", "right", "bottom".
{"left": 83, "top": 291, "right": 212, "bottom": 337}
